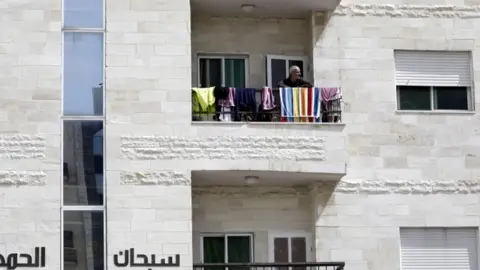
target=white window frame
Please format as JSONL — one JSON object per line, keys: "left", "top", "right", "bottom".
{"left": 268, "top": 231, "right": 313, "bottom": 263}
{"left": 61, "top": 0, "right": 106, "bottom": 269}
{"left": 266, "top": 55, "right": 309, "bottom": 87}
{"left": 396, "top": 86, "right": 474, "bottom": 112}
{"left": 197, "top": 55, "right": 249, "bottom": 87}
{"left": 200, "top": 233, "right": 254, "bottom": 263}
{"left": 394, "top": 50, "right": 475, "bottom": 112}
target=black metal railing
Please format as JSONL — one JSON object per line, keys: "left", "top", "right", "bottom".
{"left": 191, "top": 88, "right": 342, "bottom": 123}
{"left": 194, "top": 262, "right": 345, "bottom": 270}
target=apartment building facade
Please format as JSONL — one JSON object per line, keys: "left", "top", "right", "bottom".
{"left": 1, "top": 0, "right": 480, "bottom": 270}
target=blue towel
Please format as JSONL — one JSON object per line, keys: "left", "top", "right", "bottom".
{"left": 234, "top": 88, "right": 257, "bottom": 121}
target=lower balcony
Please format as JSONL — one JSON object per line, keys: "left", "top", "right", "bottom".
{"left": 192, "top": 87, "right": 342, "bottom": 123}
{"left": 194, "top": 262, "right": 345, "bottom": 270}
{"left": 192, "top": 178, "right": 345, "bottom": 270}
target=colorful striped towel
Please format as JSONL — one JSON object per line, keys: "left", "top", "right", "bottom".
{"left": 297, "top": 87, "right": 321, "bottom": 122}
{"left": 280, "top": 87, "right": 322, "bottom": 122}
{"left": 279, "top": 87, "right": 294, "bottom": 122}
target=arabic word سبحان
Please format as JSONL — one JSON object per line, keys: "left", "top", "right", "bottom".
{"left": 0, "top": 247, "right": 46, "bottom": 270}
{"left": 113, "top": 248, "right": 181, "bottom": 269}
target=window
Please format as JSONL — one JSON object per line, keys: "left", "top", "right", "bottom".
{"left": 266, "top": 55, "right": 308, "bottom": 87}
{"left": 268, "top": 232, "right": 311, "bottom": 269}
{"left": 62, "top": 1, "right": 105, "bottom": 270}
{"left": 198, "top": 56, "right": 247, "bottom": 88}
{"left": 400, "top": 228, "right": 478, "bottom": 270}
{"left": 201, "top": 234, "right": 253, "bottom": 264}
{"left": 395, "top": 50, "right": 473, "bottom": 111}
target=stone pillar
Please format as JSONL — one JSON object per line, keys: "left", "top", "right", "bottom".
{"left": 106, "top": 0, "right": 193, "bottom": 269}
{"left": 309, "top": 182, "right": 337, "bottom": 262}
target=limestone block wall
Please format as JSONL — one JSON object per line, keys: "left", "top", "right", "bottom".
{"left": 0, "top": 0, "right": 61, "bottom": 268}
{"left": 312, "top": 182, "right": 479, "bottom": 270}
{"left": 313, "top": 1, "right": 480, "bottom": 189}
{"left": 311, "top": 2, "right": 480, "bottom": 270}
{"left": 105, "top": 0, "right": 194, "bottom": 269}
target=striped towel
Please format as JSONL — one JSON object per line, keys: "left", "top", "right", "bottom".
{"left": 292, "top": 88, "right": 299, "bottom": 118}
{"left": 279, "top": 87, "right": 294, "bottom": 122}
{"left": 298, "top": 87, "right": 321, "bottom": 122}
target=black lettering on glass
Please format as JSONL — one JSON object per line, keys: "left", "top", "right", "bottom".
{"left": 113, "top": 248, "right": 180, "bottom": 269}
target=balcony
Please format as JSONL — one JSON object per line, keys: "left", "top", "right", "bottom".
{"left": 191, "top": 87, "right": 342, "bottom": 124}
{"left": 192, "top": 184, "right": 345, "bottom": 270}
{"left": 194, "top": 262, "right": 345, "bottom": 270}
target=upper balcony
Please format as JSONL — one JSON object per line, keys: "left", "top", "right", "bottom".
{"left": 188, "top": 0, "right": 345, "bottom": 177}
{"left": 190, "top": 0, "right": 342, "bottom": 126}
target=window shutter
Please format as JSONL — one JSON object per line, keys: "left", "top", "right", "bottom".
{"left": 400, "top": 228, "right": 478, "bottom": 270}
{"left": 394, "top": 51, "right": 472, "bottom": 87}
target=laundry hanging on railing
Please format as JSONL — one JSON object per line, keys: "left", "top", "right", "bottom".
{"left": 191, "top": 86, "right": 341, "bottom": 123}
{"left": 192, "top": 87, "right": 216, "bottom": 121}
{"left": 217, "top": 87, "right": 236, "bottom": 122}
{"left": 279, "top": 87, "right": 342, "bottom": 123}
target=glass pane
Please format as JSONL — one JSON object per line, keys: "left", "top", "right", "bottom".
{"left": 291, "top": 238, "right": 306, "bottom": 262}
{"left": 288, "top": 60, "right": 304, "bottom": 77}
{"left": 64, "top": 0, "right": 104, "bottom": 28}
{"left": 64, "top": 32, "right": 104, "bottom": 116}
{"left": 397, "top": 86, "right": 431, "bottom": 110}
{"left": 274, "top": 238, "right": 289, "bottom": 270}
{"left": 63, "top": 121, "right": 104, "bottom": 206}
{"left": 227, "top": 236, "right": 251, "bottom": 263}
{"left": 225, "top": 59, "right": 246, "bottom": 88}
{"left": 203, "top": 237, "right": 225, "bottom": 263}
{"left": 271, "top": 59, "right": 287, "bottom": 87}
{"left": 434, "top": 87, "right": 469, "bottom": 110}
{"left": 199, "top": 59, "right": 222, "bottom": 87}
{"left": 291, "top": 237, "right": 307, "bottom": 270}
{"left": 199, "top": 59, "right": 208, "bottom": 87}
{"left": 64, "top": 211, "right": 104, "bottom": 270}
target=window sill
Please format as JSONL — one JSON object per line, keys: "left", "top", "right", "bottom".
{"left": 395, "top": 110, "right": 475, "bottom": 115}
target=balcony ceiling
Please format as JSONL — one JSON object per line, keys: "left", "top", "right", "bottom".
{"left": 190, "top": 0, "right": 340, "bottom": 18}
{"left": 192, "top": 170, "right": 343, "bottom": 186}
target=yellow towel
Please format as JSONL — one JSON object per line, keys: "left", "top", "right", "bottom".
{"left": 299, "top": 87, "right": 308, "bottom": 122}
{"left": 292, "top": 87, "right": 299, "bottom": 118}
{"left": 192, "top": 87, "right": 215, "bottom": 113}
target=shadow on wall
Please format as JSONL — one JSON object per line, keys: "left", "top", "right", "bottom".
{"left": 312, "top": 11, "right": 335, "bottom": 53}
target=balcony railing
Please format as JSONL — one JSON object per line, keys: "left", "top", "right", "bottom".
{"left": 192, "top": 87, "right": 342, "bottom": 123}
{"left": 194, "top": 262, "right": 345, "bottom": 270}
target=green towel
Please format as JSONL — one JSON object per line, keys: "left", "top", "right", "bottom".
{"left": 192, "top": 87, "right": 216, "bottom": 114}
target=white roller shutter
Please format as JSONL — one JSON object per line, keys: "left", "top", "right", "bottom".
{"left": 394, "top": 50, "right": 472, "bottom": 87}
{"left": 400, "top": 228, "right": 478, "bottom": 270}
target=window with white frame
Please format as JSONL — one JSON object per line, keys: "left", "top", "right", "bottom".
{"left": 394, "top": 50, "right": 473, "bottom": 111}
{"left": 268, "top": 232, "right": 311, "bottom": 266}
{"left": 62, "top": 1, "right": 105, "bottom": 270}
{"left": 198, "top": 55, "right": 248, "bottom": 88}
{"left": 200, "top": 234, "right": 253, "bottom": 264}
{"left": 400, "top": 228, "right": 478, "bottom": 270}
{"left": 266, "top": 55, "right": 308, "bottom": 87}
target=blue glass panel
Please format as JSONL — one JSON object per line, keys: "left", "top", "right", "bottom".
{"left": 63, "top": 32, "right": 104, "bottom": 116}
{"left": 64, "top": 0, "right": 103, "bottom": 28}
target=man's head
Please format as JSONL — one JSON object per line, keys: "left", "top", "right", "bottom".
{"left": 289, "top": 65, "right": 301, "bottom": 81}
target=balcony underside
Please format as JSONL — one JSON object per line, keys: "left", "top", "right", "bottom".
{"left": 192, "top": 170, "right": 343, "bottom": 186}
{"left": 191, "top": 0, "right": 340, "bottom": 18}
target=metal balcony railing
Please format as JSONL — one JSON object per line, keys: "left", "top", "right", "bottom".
{"left": 193, "top": 262, "right": 345, "bottom": 270}
{"left": 192, "top": 87, "right": 342, "bottom": 123}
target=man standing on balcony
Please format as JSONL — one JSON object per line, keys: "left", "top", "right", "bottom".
{"left": 278, "top": 65, "right": 313, "bottom": 87}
